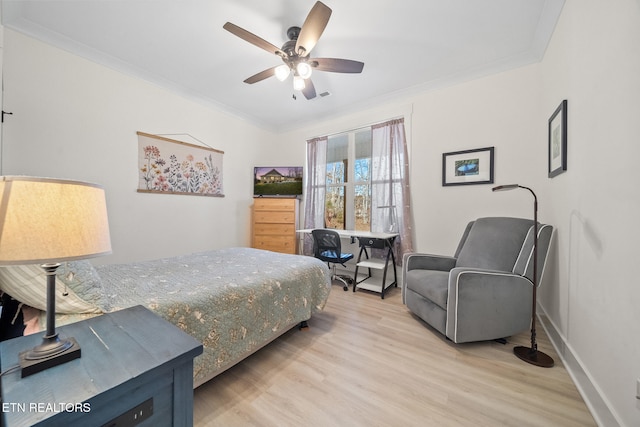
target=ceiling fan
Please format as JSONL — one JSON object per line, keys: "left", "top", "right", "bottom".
{"left": 223, "top": 1, "right": 364, "bottom": 100}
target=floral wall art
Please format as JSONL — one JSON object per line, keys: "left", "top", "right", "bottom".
{"left": 137, "top": 131, "right": 224, "bottom": 197}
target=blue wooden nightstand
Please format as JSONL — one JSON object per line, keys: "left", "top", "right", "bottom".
{"left": 0, "top": 305, "right": 203, "bottom": 427}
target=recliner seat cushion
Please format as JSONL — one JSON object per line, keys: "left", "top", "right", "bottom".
{"left": 405, "top": 269, "right": 449, "bottom": 310}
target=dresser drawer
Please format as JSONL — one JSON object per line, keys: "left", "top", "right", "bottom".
{"left": 253, "top": 235, "right": 296, "bottom": 253}
{"left": 254, "top": 210, "right": 295, "bottom": 224}
{"left": 253, "top": 223, "right": 295, "bottom": 235}
{"left": 254, "top": 240, "right": 296, "bottom": 254}
{"left": 87, "top": 370, "right": 174, "bottom": 427}
{"left": 254, "top": 198, "right": 296, "bottom": 211}
{"left": 253, "top": 234, "right": 295, "bottom": 247}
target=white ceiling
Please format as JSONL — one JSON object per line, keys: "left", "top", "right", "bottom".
{"left": 1, "top": 0, "right": 564, "bottom": 133}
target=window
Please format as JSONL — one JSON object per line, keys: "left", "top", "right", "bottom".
{"left": 325, "top": 127, "right": 372, "bottom": 231}
{"left": 305, "top": 117, "right": 413, "bottom": 260}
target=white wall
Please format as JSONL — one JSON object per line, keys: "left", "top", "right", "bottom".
{"left": 1, "top": 30, "right": 277, "bottom": 263}
{"left": 538, "top": 1, "right": 640, "bottom": 426}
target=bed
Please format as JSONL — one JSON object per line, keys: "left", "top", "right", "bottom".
{"left": 0, "top": 247, "right": 332, "bottom": 387}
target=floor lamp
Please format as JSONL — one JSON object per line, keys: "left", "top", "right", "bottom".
{"left": 492, "top": 184, "right": 554, "bottom": 368}
{"left": 0, "top": 176, "right": 112, "bottom": 377}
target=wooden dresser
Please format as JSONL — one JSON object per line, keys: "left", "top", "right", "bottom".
{"left": 252, "top": 198, "right": 298, "bottom": 254}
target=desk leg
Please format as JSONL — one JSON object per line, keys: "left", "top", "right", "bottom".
{"left": 390, "top": 245, "right": 398, "bottom": 288}
{"left": 380, "top": 245, "right": 391, "bottom": 299}
{"left": 380, "top": 238, "right": 398, "bottom": 299}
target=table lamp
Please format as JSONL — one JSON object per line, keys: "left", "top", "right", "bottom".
{"left": 492, "top": 184, "right": 554, "bottom": 368}
{"left": 0, "top": 176, "right": 112, "bottom": 377}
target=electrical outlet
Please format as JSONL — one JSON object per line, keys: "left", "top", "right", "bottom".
{"left": 103, "top": 397, "right": 153, "bottom": 426}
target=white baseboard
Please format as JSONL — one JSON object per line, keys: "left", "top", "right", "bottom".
{"left": 537, "top": 307, "right": 621, "bottom": 427}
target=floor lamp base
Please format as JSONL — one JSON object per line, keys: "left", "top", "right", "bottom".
{"left": 513, "top": 345, "right": 554, "bottom": 368}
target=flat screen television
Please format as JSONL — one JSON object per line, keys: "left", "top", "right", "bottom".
{"left": 253, "top": 166, "right": 303, "bottom": 197}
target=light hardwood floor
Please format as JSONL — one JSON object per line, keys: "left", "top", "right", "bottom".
{"left": 194, "top": 284, "right": 596, "bottom": 426}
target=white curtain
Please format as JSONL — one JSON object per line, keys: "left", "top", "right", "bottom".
{"left": 303, "top": 136, "right": 328, "bottom": 255}
{"left": 371, "top": 118, "right": 414, "bottom": 262}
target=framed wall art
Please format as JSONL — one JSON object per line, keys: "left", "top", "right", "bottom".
{"left": 442, "top": 146, "right": 494, "bottom": 186}
{"left": 548, "top": 99, "right": 568, "bottom": 178}
{"left": 137, "top": 131, "right": 224, "bottom": 197}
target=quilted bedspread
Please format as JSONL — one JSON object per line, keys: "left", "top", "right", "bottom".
{"left": 93, "top": 247, "right": 332, "bottom": 386}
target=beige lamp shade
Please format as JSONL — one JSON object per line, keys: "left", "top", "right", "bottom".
{"left": 0, "top": 176, "right": 112, "bottom": 265}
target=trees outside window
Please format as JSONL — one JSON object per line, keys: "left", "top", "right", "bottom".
{"left": 325, "top": 128, "right": 371, "bottom": 231}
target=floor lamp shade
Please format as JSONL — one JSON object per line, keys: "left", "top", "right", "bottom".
{"left": 0, "top": 176, "right": 112, "bottom": 377}
{"left": 0, "top": 176, "right": 112, "bottom": 264}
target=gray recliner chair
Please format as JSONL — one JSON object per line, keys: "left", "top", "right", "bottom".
{"left": 402, "top": 217, "right": 553, "bottom": 343}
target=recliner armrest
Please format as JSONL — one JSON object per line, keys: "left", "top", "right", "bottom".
{"left": 402, "top": 253, "right": 457, "bottom": 305}
{"left": 445, "top": 267, "right": 534, "bottom": 343}
{"left": 403, "top": 253, "right": 457, "bottom": 272}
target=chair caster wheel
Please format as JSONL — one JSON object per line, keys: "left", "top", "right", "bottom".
{"left": 343, "top": 286, "right": 348, "bottom": 291}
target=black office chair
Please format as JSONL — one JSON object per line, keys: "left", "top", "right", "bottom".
{"left": 311, "top": 229, "right": 354, "bottom": 291}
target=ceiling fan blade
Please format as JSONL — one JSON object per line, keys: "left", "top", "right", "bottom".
{"left": 223, "top": 22, "right": 285, "bottom": 57}
{"left": 302, "top": 79, "right": 317, "bottom": 100}
{"left": 311, "top": 58, "right": 365, "bottom": 73}
{"left": 244, "top": 66, "right": 278, "bottom": 84}
{"left": 295, "top": 2, "right": 332, "bottom": 56}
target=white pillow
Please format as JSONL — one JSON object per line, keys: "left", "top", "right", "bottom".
{"left": 0, "top": 262, "right": 104, "bottom": 314}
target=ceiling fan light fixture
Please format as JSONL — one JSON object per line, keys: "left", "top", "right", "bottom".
{"left": 296, "top": 61, "right": 313, "bottom": 79}
{"left": 274, "top": 64, "right": 290, "bottom": 81}
{"left": 293, "top": 75, "right": 306, "bottom": 91}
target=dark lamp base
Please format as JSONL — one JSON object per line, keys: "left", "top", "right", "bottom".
{"left": 19, "top": 336, "right": 81, "bottom": 377}
{"left": 513, "top": 345, "right": 554, "bottom": 368}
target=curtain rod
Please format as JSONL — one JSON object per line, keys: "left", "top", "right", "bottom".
{"left": 305, "top": 114, "right": 406, "bottom": 141}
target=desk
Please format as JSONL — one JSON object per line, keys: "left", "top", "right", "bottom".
{"left": 0, "top": 305, "right": 203, "bottom": 427}
{"left": 297, "top": 228, "right": 398, "bottom": 242}
{"left": 298, "top": 229, "right": 398, "bottom": 298}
